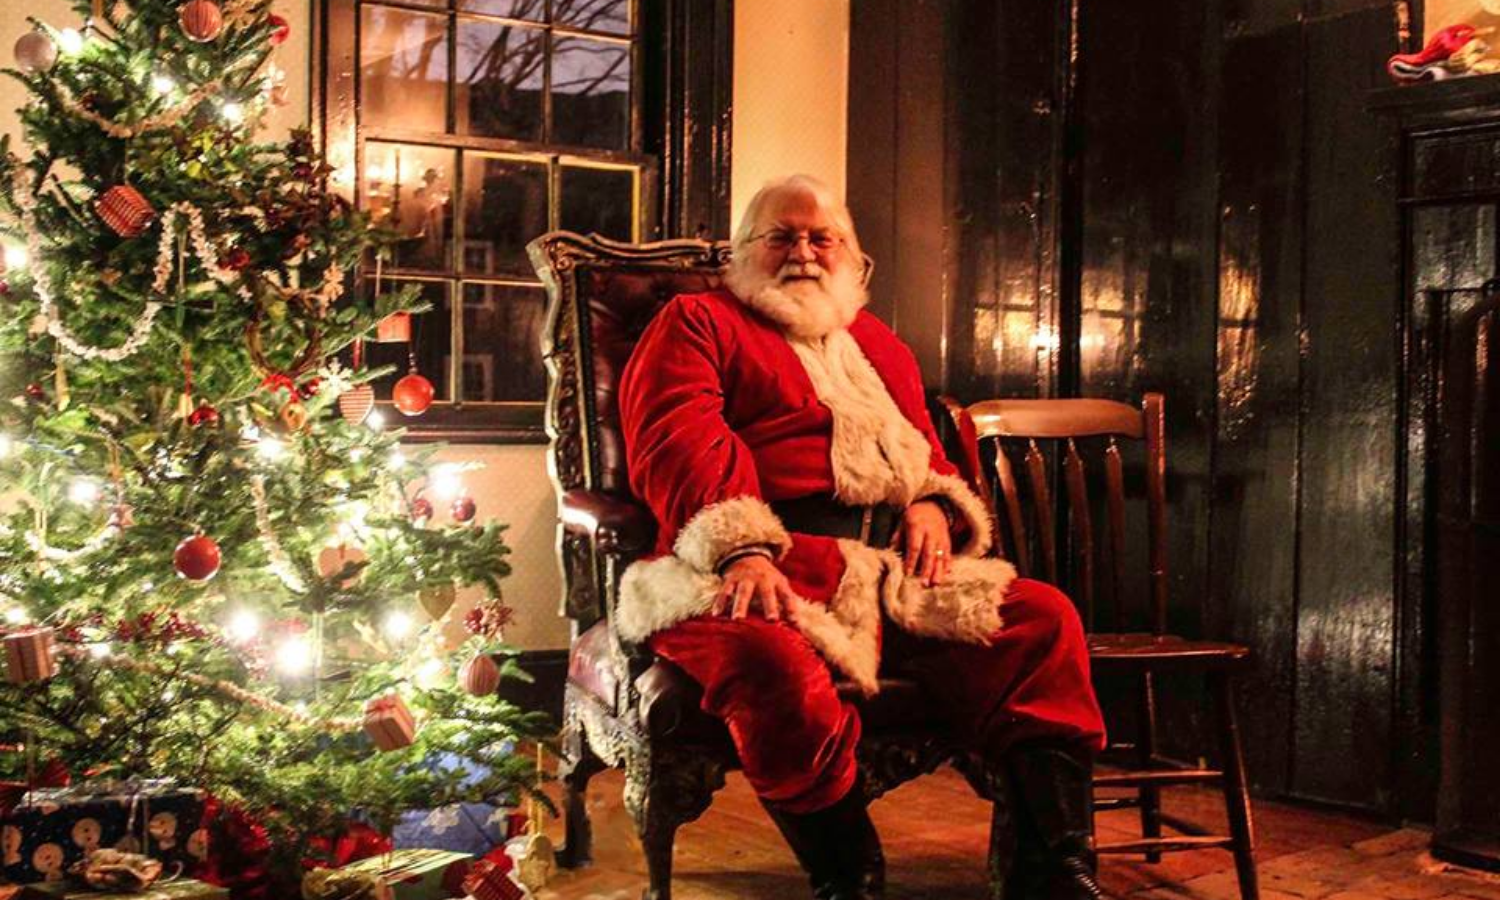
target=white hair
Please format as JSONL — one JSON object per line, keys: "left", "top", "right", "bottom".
{"left": 723, "top": 174, "right": 869, "bottom": 339}
{"left": 729, "top": 174, "right": 864, "bottom": 261}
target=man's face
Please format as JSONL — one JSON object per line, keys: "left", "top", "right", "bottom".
{"left": 745, "top": 188, "right": 848, "bottom": 283}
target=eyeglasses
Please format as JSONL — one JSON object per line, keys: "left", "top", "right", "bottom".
{"left": 746, "top": 229, "right": 845, "bottom": 253}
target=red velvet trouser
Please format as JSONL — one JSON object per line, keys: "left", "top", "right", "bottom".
{"left": 648, "top": 578, "right": 1106, "bottom": 815}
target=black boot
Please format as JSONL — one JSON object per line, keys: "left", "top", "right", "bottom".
{"left": 1006, "top": 743, "right": 1112, "bottom": 900}
{"left": 763, "top": 783, "right": 885, "bottom": 900}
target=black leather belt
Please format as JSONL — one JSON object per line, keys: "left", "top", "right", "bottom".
{"left": 770, "top": 495, "right": 900, "bottom": 548}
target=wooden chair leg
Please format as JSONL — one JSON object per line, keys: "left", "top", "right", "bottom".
{"left": 556, "top": 716, "right": 606, "bottom": 869}
{"left": 1138, "top": 670, "right": 1163, "bottom": 862}
{"left": 625, "top": 746, "right": 728, "bottom": 900}
{"left": 1211, "top": 671, "right": 1259, "bottom": 900}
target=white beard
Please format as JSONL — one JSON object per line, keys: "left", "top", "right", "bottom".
{"left": 724, "top": 259, "right": 868, "bottom": 339}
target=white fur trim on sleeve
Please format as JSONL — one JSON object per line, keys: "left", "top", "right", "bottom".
{"left": 616, "top": 555, "right": 720, "bottom": 644}
{"left": 883, "top": 555, "right": 1017, "bottom": 646}
{"left": 919, "top": 471, "right": 994, "bottom": 557}
{"left": 672, "top": 495, "right": 792, "bottom": 573}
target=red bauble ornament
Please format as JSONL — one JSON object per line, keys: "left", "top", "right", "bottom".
{"left": 96, "top": 185, "right": 156, "bottom": 238}
{"left": 374, "top": 313, "right": 411, "bottom": 343}
{"left": 187, "top": 403, "right": 220, "bottom": 427}
{"left": 451, "top": 495, "right": 476, "bottom": 523}
{"left": 174, "top": 534, "right": 221, "bottom": 582}
{"left": 179, "top": 0, "right": 224, "bottom": 42}
{"left": 392, "top": 372, "right": 434, "bottom": 416}
{"left": 410, "top": 496, "right": 434, "bottom": 522}
{"left": 24, "top": 383, "right": 45, "bottom": 402}
{"left": 220, "top": 247, "right": 251, "bottom": 272}
{"left": 460, "top": 654, "right": 501, "bottom": 697}
{"left": 267, "top": 13, "right": 290, "bottom": 46}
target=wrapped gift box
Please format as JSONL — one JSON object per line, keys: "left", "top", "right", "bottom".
{"left": 392, "top": 801, "right": 518, "bottom": 857}
{"left": 338, "top": 848, "right": 472, "bottom": 900}
{"left": 15, "top": 877, "right": 227, "bottom": 899}
{"left": 0, "top": 780, "right": 204, "bottom": 885}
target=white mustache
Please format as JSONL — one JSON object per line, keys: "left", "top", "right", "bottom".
{"left": 778, "top": 262, "right": 825, "bottom": 281}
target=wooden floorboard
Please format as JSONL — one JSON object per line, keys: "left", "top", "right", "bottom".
{"left": 533, "top": 768, "right": 1500, "bottom": 900}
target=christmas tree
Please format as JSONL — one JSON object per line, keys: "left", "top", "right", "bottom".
{"left": 0, "top": 0, "right": 550, "bottom": 890}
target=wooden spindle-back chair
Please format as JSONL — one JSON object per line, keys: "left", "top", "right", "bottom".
{"left": 942, "top": 393, "right": 1260, "bottom": 900}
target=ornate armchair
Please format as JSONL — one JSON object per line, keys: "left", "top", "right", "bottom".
{"left": 528, "top": 231, "right": 1017, "bottom": 900}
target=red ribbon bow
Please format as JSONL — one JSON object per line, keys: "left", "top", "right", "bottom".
{"left": 259, "top": 373, "right": 298, "bottom": 395}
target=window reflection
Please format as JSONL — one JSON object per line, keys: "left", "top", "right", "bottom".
{"left": 457, "top": 20, "right": 545, "bottom": 140}
{"left": 555, "top": 0, "right": 630, "bottom": 35}
{"left": 457, "top": 0, "right": 545, "bottom": 20}
{"left": 462, "top": 283, "right": 547, "bottom": 401}
{"left": 552, "top": 37, "right": 630, "bottom": 149}
{"left": 560, "top": 165, "right": 634, "bottom": 241}
{"left": 360, "top": 6, "right": 448, "bottom": 132}
{"left": 1218, "top": 208, "right": 1262, "bottom": 439}
{"left": 463, "top": 155, "right": 549, "bottom": 276}
{"left": 364, "top": 143, "right": 455, "bottom": 271}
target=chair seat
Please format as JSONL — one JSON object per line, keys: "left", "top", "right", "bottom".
{"left": 567, "top": 620, "right": 945, "bottom": 746}
{"left": 1087, "top": 632, "right": 1251, "bottom": 669}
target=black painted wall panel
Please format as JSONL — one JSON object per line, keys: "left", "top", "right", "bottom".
{"left": 1073, "top": 0, "right": 1221, "bottom": 757}
{"left": 1292, "top": 6, "right": 1401, "bottom": 807}
{"left": 848, "top": 0, "right": 1411, "bottom": 813}
{"left": 1212, "top": 26, "right": 1307, "bottom": 797}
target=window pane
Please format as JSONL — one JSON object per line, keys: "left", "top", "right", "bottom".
{"left": 551, "top": 37, "right": 630, "bottom": 149}
{"left": 457, "top": 0, "right": 545, "bottom": 18}
{"left": 456, "top": 19, "right": 544, "bottom": 140}
{"left": 554, "top": 0, "right": 629, "bottom": 35}
{"left": 363, "top": 143, "right": 455, "bottom": 271}
{"left": 462, "top": 283, "right": 547, "bottom": 402}
{"left": 367, "top": 280, "right": 452, "bottom": 405}
{"left": 360, "top": 5, "right": 448, "bottom": 132}
{"left": 560, "top": 165, "right": 634, "bottom": 241}
{"left": 462, "top": 155, "right": 549, "bottom": 276}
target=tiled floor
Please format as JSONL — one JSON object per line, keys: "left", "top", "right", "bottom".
{"left": 534, "top": 768, "right": 1500, "bottom": 900}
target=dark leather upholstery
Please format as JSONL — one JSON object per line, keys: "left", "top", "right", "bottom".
{"left": 583, "top": 268, "right": 721, "bottom": 494}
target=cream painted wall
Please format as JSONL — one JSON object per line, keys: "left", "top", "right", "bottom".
{"left": 730, "top": 0, "right": 850, "bottom": 228}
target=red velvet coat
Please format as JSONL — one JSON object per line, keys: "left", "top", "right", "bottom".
{"left": 615, "top": 289, "right": 1015, "bottom": 693}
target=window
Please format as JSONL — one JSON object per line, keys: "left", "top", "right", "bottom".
{"left": 320, "top": 0, "right": 663, "bottom": 440}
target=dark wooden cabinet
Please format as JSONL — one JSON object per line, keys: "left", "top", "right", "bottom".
{"left": 1373, "top": 74, "right": 1500, "bottom": 871}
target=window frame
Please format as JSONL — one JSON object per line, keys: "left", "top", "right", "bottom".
{"left": 316, "top": 0, "right": 705, "bottom": 442}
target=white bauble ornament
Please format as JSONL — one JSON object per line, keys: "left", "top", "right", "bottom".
{"left": 14, "top": 33, "right": 58, "bottom": 73}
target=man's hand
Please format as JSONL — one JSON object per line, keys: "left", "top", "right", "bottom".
{"left": 714, "top": 555, "right": 798, "bottom": 621}
{"left": 895, "top": 499, "right": 953, "bottom": 587}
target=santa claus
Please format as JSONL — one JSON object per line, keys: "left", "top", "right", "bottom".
{"left": 616, "top": 174, "right": 1110, "bottom": 900}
